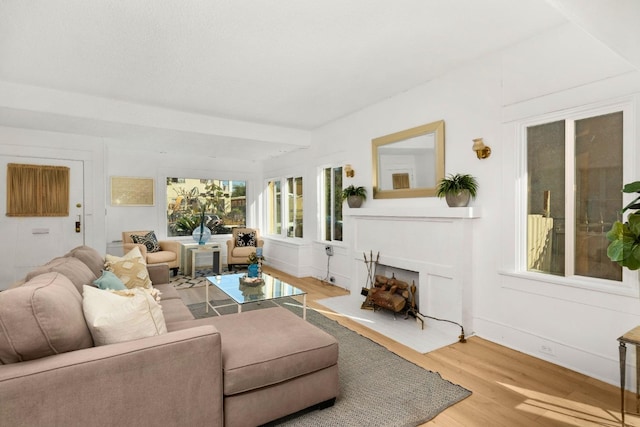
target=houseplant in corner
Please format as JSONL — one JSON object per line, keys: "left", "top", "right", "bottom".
{"left": 606, "top": 181, "right": 640, "bottom": 270}
{"left": 436, "top": 173, "right": 478, "bottom": 207}
{"left": 342, "top": 185, "right": 367, "bottom": 208}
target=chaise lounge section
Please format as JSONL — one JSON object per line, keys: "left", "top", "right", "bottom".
{"left": 0, "top": 245, "right": 339, "bottom": 426}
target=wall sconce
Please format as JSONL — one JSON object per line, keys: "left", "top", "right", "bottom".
{"left": 472, "top": 138, "right": 491, "bottom": 159}
{"left": 345, "top": 164, "right": 355, "bottom": 178}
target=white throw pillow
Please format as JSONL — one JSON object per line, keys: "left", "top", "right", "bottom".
{"left": 82, "top": 285, "right": 167, "bottom": 346}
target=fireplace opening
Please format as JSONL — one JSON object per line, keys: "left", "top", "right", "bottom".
{"left": 361, "top": 262, "right": 422, "bottom": 327}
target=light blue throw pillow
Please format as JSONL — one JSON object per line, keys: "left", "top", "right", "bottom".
{"left": 93, "top": 270, "right": 127, "bottom": 290}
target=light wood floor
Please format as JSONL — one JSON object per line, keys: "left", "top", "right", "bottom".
{"left": 178, "top": 267, "right": 639, "bottom": 427}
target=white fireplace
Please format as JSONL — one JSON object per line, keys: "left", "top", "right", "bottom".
{"left": 348, "top": 207, "right": 480, "bottom": 335}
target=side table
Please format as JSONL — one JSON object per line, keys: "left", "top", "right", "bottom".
{"left": 618, "top": 326, "right": 640, "bottom": 425}
{"left": 179, "top": 242, "right": 221, "bottom": 277}
{"left": 191, "top": 246, "right": 221, "bottom": 277}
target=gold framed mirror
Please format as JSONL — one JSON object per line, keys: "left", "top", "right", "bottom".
{"left": 372, "top": 120, "right": 445, "bottom": 199}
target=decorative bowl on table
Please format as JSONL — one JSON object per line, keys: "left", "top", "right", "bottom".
{"left": 239, "top": 276, "right": 264, "bottom": 287}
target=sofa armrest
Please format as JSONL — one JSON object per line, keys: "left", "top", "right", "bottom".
{"left": 158, "top": 240, "right": 181, "bottom": 263}
{"left": 0, "top": 326, "right": 223, "bottom": 427}
{"left": 148, "top": 263, "right": 170, "bottom": 285}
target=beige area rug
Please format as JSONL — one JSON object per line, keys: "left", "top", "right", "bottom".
{"left": 187, "top": 296, "right": 472, "bottom": 426}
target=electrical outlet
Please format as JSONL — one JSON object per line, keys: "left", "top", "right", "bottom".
{"left": 329, "top": 276, "right": 335, "bottom": 283}
{"left": 540, "top": 344, "right": 554, "bottom": 356}
{"left": 325, "top": 246, "right": 334, "bottom": 256}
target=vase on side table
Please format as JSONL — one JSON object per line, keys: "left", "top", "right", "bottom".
{"left": 192, "top": 225, "right": 211, "bottom": 245}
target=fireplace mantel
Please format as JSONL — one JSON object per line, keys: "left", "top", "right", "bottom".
{"left": 345, "top": 206, "right": 481, "bottom": 219}
{"left": 349, "top": 205, "right": 480, "bottom": 335}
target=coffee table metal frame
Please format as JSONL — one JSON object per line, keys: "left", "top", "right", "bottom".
{"left": 205, "top": 273, "right": 307, "bottom": 319}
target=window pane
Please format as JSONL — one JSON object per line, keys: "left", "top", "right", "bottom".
{"left": 324, "top": 168, "right": 331, "bottom": 241}
{"left": 167, "top": 178, "right": 246, "bottom": 237}
{"left": 268, "top": 180, "right": 282, "bottom": 235}
{"left": 574, "top": 112, "right": 622, "bottom": 281}
{"left": 295, "top": 177, "right": 303, "bottom": 237}
{"left": 527, "top": 121, "right": 565, "bottom": 275}
{"left": 526, "top": 111, "right": 623, "bottom": 282}
{"left": 322, "top": 167, "right": 343, "bottom": 242}
{"left": 333, "top": 167, "right": 343, "bottom": 242}
{"left": 285, "top": 177, "right": 303, "bottom": 237}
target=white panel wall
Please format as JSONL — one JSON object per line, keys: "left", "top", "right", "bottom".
{"left": 266, "top": 22, "right": 640, "bottom": 388}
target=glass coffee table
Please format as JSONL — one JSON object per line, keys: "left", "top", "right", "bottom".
{"left": 205, "top": 273, "right": 307, "bottom": 319}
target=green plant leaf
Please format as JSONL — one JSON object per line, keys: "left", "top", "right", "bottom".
{"left": 436, "top": 173, "right": 478, "bottom": 198}
{"left": 625, "top": 244, "right": 640, "bottom": 270}
{"left": 341, "top": 185, "right": 367, "bottom": 201}
{"left": 606, "top": 221, "right": 624, "bottom": 242}
{"left": 622, "top": 181, "right": 640, "bottom": 193}
{"left": 629, "top": 214, "right": 640, "bottom": 237}
{"left": 607, "top": 239, "right": 625, "bottom": 262}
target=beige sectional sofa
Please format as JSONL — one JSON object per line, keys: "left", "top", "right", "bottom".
{"left": 0, "top": 245, "right": 339, "bottom": 426}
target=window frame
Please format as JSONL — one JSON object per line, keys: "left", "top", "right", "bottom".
{"left": 511, "top": 99, "right": 637, "bottom": 295}
{"left": 265, "top": 175, "right": 303, "bottom": 239}
{"left": 319, "top": 165, "right": 343, "bottom": 243}
{"left": 165, "top": 177, "right": 247, "bottom": 238}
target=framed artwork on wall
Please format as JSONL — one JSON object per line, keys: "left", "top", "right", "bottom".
{"left": 110, "top": 176, "right": 155, "bottom": 206}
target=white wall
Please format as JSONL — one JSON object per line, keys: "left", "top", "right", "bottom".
{"left": 104, "top": 142, "right": 263, "bottom": 243}
{"left": 1, "top": 17, "right": 639, "bottom": 388}
{"left": 0, "top": 131, "right": 265, "bottom": 288}
{"left": 266, "top": 22, "right": 640, "bottom": 388}
{"left": 0, "top": 126, "right": 106, "bottom": 288}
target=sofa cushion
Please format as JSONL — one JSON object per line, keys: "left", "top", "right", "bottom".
{"left": 0, "top": 272, "right": 93, "bottom": 364}
{"left": 153, "top": 283, "right": 182, "bottom": 300}
{"left": 25, "top": 256, "right": 97, "bottom": 294}
{"left": 65, "top": 245, "right": 105, "bottom": 278}
{"left": 106, "top": 257, "right": 152, "bottom": 289}
{"left": 209, "top": 307, "right": 338, "bottom": 396}
{"left": 231, "top": 246, "right": 257, "bottom": 260}
{"left": 82, "top": 285, "right": 167, "bottom": 346}
{"left": 130, "top": 231, "right": 161, "bottom": 253}
{"left": 159, "top": 298, "right": 196, "bottom": 324}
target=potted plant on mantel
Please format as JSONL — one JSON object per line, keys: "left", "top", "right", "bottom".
{"left": 606, "top": 181, "right": 640, "bottom": 270}
{"left": 341, "top": 185, "right": 367, "bottom": 208}
{"left": 435, "top": 173, "right": 478, "bottom": 207}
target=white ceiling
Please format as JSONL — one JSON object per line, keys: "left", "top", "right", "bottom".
{"left": 0, "top": 0, "right": 627, "bottom": 159}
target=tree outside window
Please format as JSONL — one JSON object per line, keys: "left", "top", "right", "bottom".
{"left": 166, "top": 177, "right": 246, "bottom": 237}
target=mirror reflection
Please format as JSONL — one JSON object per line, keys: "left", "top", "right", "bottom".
{"left": 372, "top": 120, "right": 445, "bottom": 199}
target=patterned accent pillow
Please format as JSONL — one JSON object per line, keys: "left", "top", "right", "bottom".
{"left": 235, "top": 231, "right": 257, "bottom": 247}
{"left": 130, "top": 231, "right": 161, "bottom": 253}
{"left": 105, "top": 257, "right": 152, "bottom": 289}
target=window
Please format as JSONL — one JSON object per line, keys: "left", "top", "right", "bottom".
{"left": 287, "top": 177, "right": 303, "bottom": 237}
{"left": 267, "top": 176, "right": 303, "bottom": 238}
{"left": 6, "top": 163, "right": 69, "bottom": 217}
{"left": 321, "top": 166, "right": 343, "bottom": 242}
{"left": 267, "top": 180, "right": 282, "bottom": 235}
{"left": 526, "top": 110, "right": 623, "bottom": 282}
{"left": 166, "top": 177, "right": 246, "bottom": 237}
